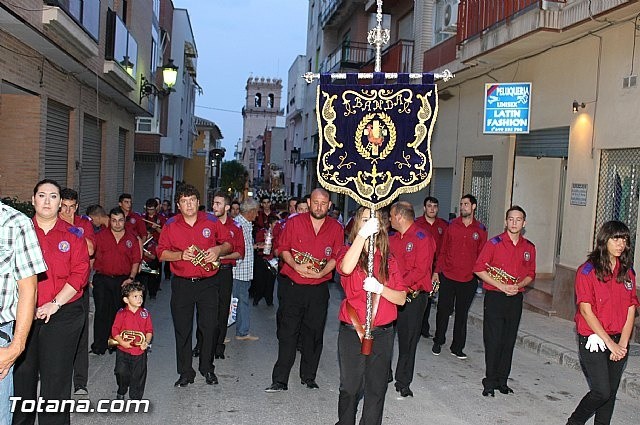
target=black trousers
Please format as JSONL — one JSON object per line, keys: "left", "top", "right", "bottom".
{"left": 252, "top": 255, "right": 276, "bottom": 305}
{"left": 92, "top": 274, "right": 127, "bottom": 354}
{"left": 420, "top": 297, "right": 434, "bottom": 337}
{"left": 337, "top": 323, "right": 394, "bottom": 425}
{"left": 434, "top": 274, "right": 477, "bottom": 352}
{"left": 194, "top": 268, "right": 233, "bottom": 356}
{"left": 271, "top": 275, "right": 330, "bottom": 385}
{"left": 114, "top": 350, "right": 148, "bottom": 399}
{"left": 482, "top": 291, "right": 523, "bottom": 391}
{"left": 139, "top": 270, "right": 161, "bottom": 297}
{"left": 13, "top": 298, "right": 84, "bottom": 425}
{"left": 73, "top": 288, "right": 90, "bottom": 388}
{"left": 567, "top": 334, "right": 627, "bottom": 425}
{"left": 171, "top": 275, "right": 219, "bottom": 378}
{"left": 394, "top": 292, "right": 427, "bottom": 390}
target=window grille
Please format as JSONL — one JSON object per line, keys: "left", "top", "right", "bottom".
{"left": 595, "top": 149, "right": 640, "bottom": 248}
{"left": 463, "top": 156, "right": 492, "bottom": 227}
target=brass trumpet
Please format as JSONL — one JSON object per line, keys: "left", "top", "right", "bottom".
{"left": 108, "top": 330, "right": 146, "bottom": 347}
{"left": 290, "top": 248, "right": 327, "bottom": 273}
{"left": 189, "top": 245, "right": 221, "bottom": 272}
{"left": 485, "top": 263, "right": 518, "bottom": 285}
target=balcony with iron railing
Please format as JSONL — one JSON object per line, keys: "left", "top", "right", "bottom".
{"left": 360, "top": 39, "right": 414, "bottom": 73}
{"left": 320, "top": 41, "right": 374, "bottom": 73}
{"left": 320, "top": 0, "right": 365, "bottom": 29}
{"left": 455, "top": 0, "right": 636, "bottom": 66}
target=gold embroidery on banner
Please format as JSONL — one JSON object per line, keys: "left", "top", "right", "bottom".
{"left": 316, "top": 83, "right": 438, "bottom": 209}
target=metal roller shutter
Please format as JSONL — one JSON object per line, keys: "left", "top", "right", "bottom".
{"left": 45, "top": 100, "right": 70, "bottom": 185}
{"left": 516, "top": 127, "right": 569, "bottom": 158}
{"left": 117, "top": 128, "right": 126, "bottom": 196}
{"left": 80, "top": 115, "right": 102, "bottom": 210}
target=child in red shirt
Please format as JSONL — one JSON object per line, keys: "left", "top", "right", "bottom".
{"left": 111, "top": 283, "right": 153, "bottom": 400}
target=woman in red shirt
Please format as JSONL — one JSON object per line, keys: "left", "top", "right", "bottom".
{"left": 567, "top": 220, "right": 639, "bottom": 425}
{"left": 336, "top": 206, "right": 408, "bottom": 425}
{"left": 13, "top": 179, "right": 90, "bottom": 425}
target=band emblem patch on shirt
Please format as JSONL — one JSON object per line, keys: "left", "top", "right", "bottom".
{"left": 524, "top": 251, "right": 531, "bottom": 261}
{"left": 325, "top": 246, "right": 332, "bottom": 257}
{"left": 624, "top": 279, "right": 634, "bottom": 291}
{"left": 58, "top": 240, "right": 70, "bottom": 253}
{"left": 130, "top": 217, "right": 136, "bottom": 224}
{"left": 406, "top": 242, "right": 414, "bottom": 252}
{"left": 472, "top": 232, "right": 479, "bottom": 240}
{"left": 140, "top": 309, "right": 149, "bottom": 319}
{"left": 438, "top": 227, "right": 443, "bottom": 234}
{"left": 126, "top": 240, "right": 133, "bottom": 248}
{"left": 203, "top": 228, "right": 211, "bottom": 238}
{"left": 229, "top": 230, "right": 234, "bottom": 238}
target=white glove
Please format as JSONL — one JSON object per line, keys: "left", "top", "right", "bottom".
{"left": 585, "top": 334, "right": 606, "bottom": 352}
{"left": 363, "top": 277, "right": 384, "bottom": 294}
{"left": 358, "top": 217, "right": 379, "bottom": 239}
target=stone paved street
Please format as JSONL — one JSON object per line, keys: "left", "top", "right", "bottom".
{"left": 72, "top": 280, "right": 639, "bottom": 424}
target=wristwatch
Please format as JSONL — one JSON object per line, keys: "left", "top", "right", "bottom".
{"left": 51, "top": 298, "right": 61, "bottom": 309}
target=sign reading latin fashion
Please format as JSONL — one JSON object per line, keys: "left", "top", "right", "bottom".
{"left": 483, "top": 82, "right": 531, "bottom": 134}
{"left": 316, "top": 73, "right": 438, "bottom": 209}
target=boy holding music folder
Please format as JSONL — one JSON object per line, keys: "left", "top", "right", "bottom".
{"left": 111, "top": 283, "right": 153, "bottom": 400}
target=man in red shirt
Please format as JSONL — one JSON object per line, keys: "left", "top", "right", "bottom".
{"left": 118, "top": 193, "right": 147, "bottom": 240}
{"left": 59, "top": 188, "right": 95, "bottom": 396}
{"left": 140, "top": 198, "right": 167, "bottom": 296}
{"left": 474, "top": 206, "right": 536, "bottom": 397}
{"left": 91, "top": 207, "right": 142, "bottom": 355}
{"left": 389, "top": 201, "right": 436, "bottom": 398}
{"left": 157, "top": 184, "right": 232, "bottom": 387}
{"left": 265, "top": 188, "right": 344, "bottom": 392}
{"left": 192, "top": 193, "right": 245, "bottom": 360}
{"left": 255, "top": 196, "right": 279, "bottom": 233}
{"left": 432, "top": 194, "right": 487, "bottom": 359}
{"left": 415, "top": 196, "right": 449, "bottom": 339}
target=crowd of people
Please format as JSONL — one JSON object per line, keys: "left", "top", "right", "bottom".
{"left": 0, "top": 181, "right": 637, "bottom": 425}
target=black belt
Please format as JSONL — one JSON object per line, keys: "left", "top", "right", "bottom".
{"left": 175, "top": 275, "right": 214, "bottom": 283}
{"left": 340, "top": 321, "right": 393, "bottom": 331}
{"left": 219, "top": 264, "right": 233, "bottom": 270}
{"left": 96, "top": 273, "right": 129, "bottom": 279}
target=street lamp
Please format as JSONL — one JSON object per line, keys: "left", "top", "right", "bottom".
{"left": 139, "top": 59, "right": 180, "bottom": 103}
{"left": 290, "top": 147, "right": 300, "bottom": 164}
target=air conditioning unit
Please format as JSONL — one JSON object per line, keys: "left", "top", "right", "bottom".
{"left": 439, "top": 0, "right": 459, "bottom": 34}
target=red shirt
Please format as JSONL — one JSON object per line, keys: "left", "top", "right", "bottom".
{"left": 435, "top": 216, "right": 487, "bottom": 282}
{"left": 414, "top": 216, "right": 448, "bottom": 253}
{"left": 71, "top": 215, "right": 96, "bottom": 246}
{"left": 574, "top": 260, "right": 639, "bottom": 336}
{"left": 125, "top": 211, "right": 147, "bottom": 239}
{"left": 143, "top": 212, "right": 166, "bottom": 242}
{"left": 337, "top": 248, "right": 408, "bottom": 326}
{"left": 278, "top": 212, "right": 344, "bottom": 285}
{"left": 256, "top": 210, "right": 279, "bottom": 230}
{"left": 220, "top": 217, "right": 245, "bottom": 266}
{"left": 33, "top": 218, "right": 89, "bottom": 307}
{"left": 157, "top": 211, "right": 233, "bottom": 278}
{"left": 473, "top": 232, "right": 536, "bottom": 292}
{"left": 94, "top": 229, "right": 142, "bottom": 276}
{"left": 112, "top": 307, "right": 153, "bottom": 356}
{"left": 389, "top": 223, "right": 436, "bottom": 292}
{"left": 272, "top": 219, "right": 286, "bottom": 252}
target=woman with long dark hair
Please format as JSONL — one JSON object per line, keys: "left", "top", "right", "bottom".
{"left": 13, "top": 179, "right": 90, "bottom": 425}
{"left": 567, "top": 220, "right": 638, "bottom": 425}
{"left": 335, "top": 206, "right": 408, "bottom": 425}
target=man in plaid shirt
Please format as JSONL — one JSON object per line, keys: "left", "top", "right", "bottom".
{"left": 0, "top": 200, "right": 47, "bottom": 423}
{"left": 233, "top": 199, "right": 259, "bottom": 341}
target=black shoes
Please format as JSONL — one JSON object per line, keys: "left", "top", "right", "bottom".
{"left": 432, "top": 343, "right": 442, "bottom": 355}
{"left": 89, "top": 348, "right": 105, "bottom": 355}
{"left": 214, "top": 353, "right": 225, "bottom": 359}
{"left": 482, "top": 388, "right": 495, "bottom": 397}
{"left": 498, "top": 385, "right": 514, "bottom": 394}
{"left": 301, "top": 379, "right": 319, "bottom": 389}
{"left": 192, "top": 347, "right": 200, "bottom": 358}
{"left": 396, "top": 386, "right": 413, "bottom": 397}
{"left": 174, "top": 375, "right": 195, "bottom": 387}
{"left": 451, "top": 350, "right": 468, "bottom": 359}
{"left": 73, "top": 386, "right": 88, "bottom": 396}
{"left": 265, "top": 382, "right": 288, "bottom": 392}
{"left": 204, "top": 372, "right": 218, "bottom": 385}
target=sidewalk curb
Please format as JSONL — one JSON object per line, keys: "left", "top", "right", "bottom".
{"left": 467, "top": 309, "right": 640, "bottom": 399}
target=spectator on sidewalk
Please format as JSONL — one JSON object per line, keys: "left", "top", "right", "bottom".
{"left": 0, "top": 199, "right": 45, "bottom": 424}
{"left": 566, "top": 220, "right": 638, "bottom": 425}
{"left": 112, "top": 283, "right": 153, "bottom": 400}
{"left": 474, "top": 206, "right": 536, "bottom": 397}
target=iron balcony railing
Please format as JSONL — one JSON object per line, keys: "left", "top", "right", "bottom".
{"left": 320, "top": 41, "right": 374, "bottom": 74}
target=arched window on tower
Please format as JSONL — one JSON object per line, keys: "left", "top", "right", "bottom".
{"left": 267, "top": 93, "right": 274, "bottom": 108}
{"left": 255, "top": 93, "right": 262, "bottom": 107}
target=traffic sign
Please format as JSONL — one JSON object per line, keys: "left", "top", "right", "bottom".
{"left": 161, "top": 175, "right": 173, "bottom": 189}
